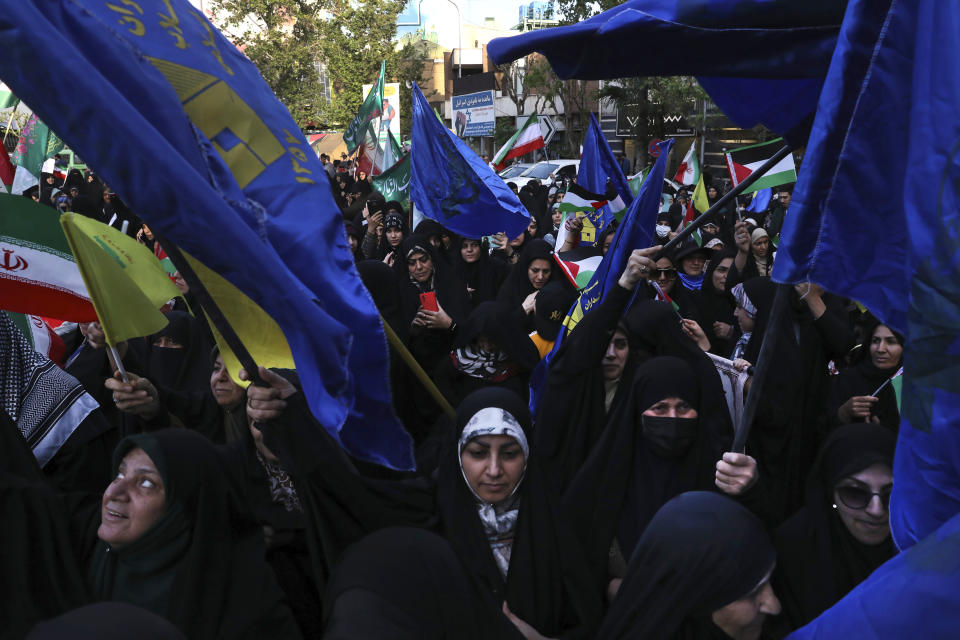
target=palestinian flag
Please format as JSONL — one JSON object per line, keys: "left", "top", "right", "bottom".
{"left": 673, "top": 138, "right": 700, "bottom": 186}
{"left": 652, "top": 281, "right": 680, "bottom": 313}
{"left": 554, "top": 249, "right": 603, "bottom": 290}
{"left": 0, "top": 194, "right": 96, "bottom": 321}
{"left": 0, "top": 82, "right": 17, "bottom": 109}
{"left": 628, "top": 166, "right": 650, "bottom": 196}
{"left": 554, "top": 184, "right": 609, "bottom": 248}
{"left": 493, "top": 112, "right": 545, "bottom": 171}
{"left": 6, "top": 311, "right": 66, "bottom": 365}
{"left": 724, "top": 138, "right": 797, "bottom": 194}
{"left": 888, "top": 366, "right": 904, "bottom": 411}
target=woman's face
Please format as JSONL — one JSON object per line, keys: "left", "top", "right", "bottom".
{"left": 551, "top": 209, "right": 562, "bottom": 226}
{"left": 526, "top": 217, "right": 538, "bottom": 236}
{"left": 385, "top": 227, "right": 403, "bottom": 247}
{"left": 602, "top": 232, "right": 614, "bottom": 256}
{"left": 712, "top": 257, "right": 734, "bottom": 290}
{"left": 461, "top": 239, "right": 482, "bottom": 264}
{"left": 711, "top": 571, "right": 781, "bottom": 640}
{"left": 527, "top": 258, "right": 552, "bottom": 290}
{"left": 210, "top": 354, "right": 244, "bottom": 408}
{"left": 680, "top": 253, "right": 706, "bottom": 277}
{"left": 833, "top": 462, "right": 893, "bottom": 545}
{"left": 152, "top": 334, "right": 184, "bottom": 349}
{"left": 642, "top": 397, "right": 698, "bottom": 419}
{"left": 141, "top": 224, "right": 154, "bottom": 240}
{"left": 869, "top": 325, "right": 902, "bottom": 370}
{"left": 654, "top": 257, "right": 677, "bottom": 295}
{"left": 734, "top": 305, "right": 755, "bottom": 333}
{"left": 348, "top": 234, "right": 359, "bottom": 252}
{"left": 407, "top": 251, "right": 434, "bottom": 283}
{"left": 509, "top": 231, "right": 526, "bottom": 247}
{"left": 98, "top": 447, "right": 167, "bottom": 548}
{"left": 752, "top": 236, "right": 770, "bottom": 257}
{"left": 460, "top": 434, "right": 525, "bottom": 504}
{"left": 708, "top": 186, "right": 718, "bottom": 199}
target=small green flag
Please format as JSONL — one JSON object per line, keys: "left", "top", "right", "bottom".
{"left": 11, "top": 114, "right": 63, "bottom": 177}
{"left": 0, "top": 82, "right": 17, "bottom": 110}
{"left": 372, "top": 153, "right": 410, "bottom": 207}
{"left": 628, "top": 166, "right": 650, "bottom": 196}
{"left": 344, "top": 61, "right": 385, "bottom": 153}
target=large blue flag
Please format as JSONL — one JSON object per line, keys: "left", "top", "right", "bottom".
{"left": 577, "top": 114, "right": 633, "bottom": 246}
{"left": 787, "top": 509, "right": 960, "bottom": 639}
{"left": 774, "top": 0, "right": 960, "bottom": 551}
{"left": 409, "top": 83, "right": 529, "bottom": 238}
{"left": 0, "top": 0, "right": 414, "bottom": 469}
{"left": 487, "top": 0, "right": 841, "bottom": 144}
{"left": 529, "top": 139, "right": 673, "bottom": 416}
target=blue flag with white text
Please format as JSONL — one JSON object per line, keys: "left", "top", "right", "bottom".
{"left": 529, "top": 138, "right": 673, "bottom": 417}
{"left": 0, "top": 0, "right": 414, "bottom": 469}
{"left": 409, "top": 83, "right": 529, "bottom": 239}
{"left": 773, "top": 0, "right": 960, "bottom": 553}
{"left": 577, "top": 114, "right": 634, "bottom": 246}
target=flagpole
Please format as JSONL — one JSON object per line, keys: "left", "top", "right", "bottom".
{"left": 152, "top": 232, "right": 267, "bottom": 387}
{"left": 871, "top": 377, "right": 891, "bottom": 397}
{"left": 653, "top": 144, "right": 792, "bottom": 261}
{"left": 380, "top": 313, "right": 456, "bottom": 419}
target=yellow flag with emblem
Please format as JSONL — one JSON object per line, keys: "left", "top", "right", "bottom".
{"left": 183, "top": 252, "right": 295, "bottom": 387}
{"left": 59, "top": 212, "right": 180, "bottom": 346}
{"left": 692, "top": 174, "right": 710, "bottom": 214}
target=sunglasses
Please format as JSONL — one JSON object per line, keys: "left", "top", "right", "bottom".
{"left": 655, "top": 268, "right": 678, "bottom": 279}
{"left": 836, "top": 485, "right": 891, "bottom": 510}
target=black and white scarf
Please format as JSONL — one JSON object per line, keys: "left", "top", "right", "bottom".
{"left": 1, "top": 312, "right": 98, "bottom": 467}
{"left": 256, "top": 449, "right": 302, "bottom": 513}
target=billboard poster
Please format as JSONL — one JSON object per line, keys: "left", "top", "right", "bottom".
{"left": 362, "top": 81, "right": 401, "bottom": 143}
{"left": 451, "top": 90, "right": 495, "bottom": 137}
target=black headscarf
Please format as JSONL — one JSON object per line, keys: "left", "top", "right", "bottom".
{"left": 451, "top": 236, "right": 510, "bottom": 308}
{"left": 141, "top": 311, "right": 214, "bottom": 393}
{"left": 323, "top": 527, "right": 523, "bottom": 640}
{"left": 26, "top": 602, "right": 187, "bottom": 640}
{"left": 88, "top": 429, "right": 300, "bottom": 639}
{"left": 496, "top": 239, "right": 564, "bottom": 310}
{"left": 697, "top": 250, "right": 738, "bottom": 357}
{"left": 826, "top": 319, "right": 903, "bottom": 431}
{"left": 563, "top": 357, "right": 722, "bottom": 589}
{"left": 772, "top": 423, "right": 896, "bottom": 631}
{"left": 598, "top": 491, "right": 777, "bottom": 639}
{"left": 437, "top": 388, "right": 602, "bottom": 638}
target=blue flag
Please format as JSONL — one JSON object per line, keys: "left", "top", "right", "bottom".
{"left": 787, "top": 509, "right": 960, "bottom": 639}
{"left": 409, "top": 83, "right": 529, "bottom": 238}
{"left": 746, "top": 188, "right": 772, "bottom": 213}
{"left": 529, "top": 138, "right": 674, "bottom": 416}
{"left": 0, "top": 0, "right": 414, "bottom": 469}
{"left": 487, "top": 0, "right": 840, "bottom": 143}
{"left": 577, "top": 114, "right": 633, "bottom": 246}
{"left": 774, "top": 0, "right": 960, "bottom": 551}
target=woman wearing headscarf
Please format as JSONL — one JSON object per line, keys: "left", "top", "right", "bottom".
{"left": 727, "top": 220, "right": 774, "bottom": 290}
{"left": 496, "top": 239, "right": 569, "bottom": 333}
{"left": 563, "top": 357, "right": 759, "bottom": 597}
{"left": 248, "top": 382, "right": 603, "bottom": 638}
{"left": 395, "top": 234, "right": 471, "bottom": 376}
{"left": 598, "top": 491, "right": 781, "bottom": 639}
{"left": 137, "top": 311, "right": 214, "bottom": 394}
{"left": 434, "top": 301, "right": 540, "bottom": 407}
{"left": 698, "top": 250, "right": 738, "bottom": 357}
{"left": 826, "top": 319, "right": 903, "bottom": 432}
{"left": 451, "top": 236, "right": 510, "bottom": 308}
{"left": 770, "top": 424, "right": 896, "bottom": 633}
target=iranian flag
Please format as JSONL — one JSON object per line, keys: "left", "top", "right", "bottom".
{"left": 6, "top": 311, "right": 67, "bottom": 365}
{"left": 493, "top": 112, "right": 545, "bottom": 171}
{"left": 673, "top": 138, "right": 700, "bottom": 186}
{"left": 652, "top": 281, "right": 680, "bottom": 313}
{"left": 0, "top": 194, "right": 96, "bottom": 321}
{"left": 725, "top": 138, "right": 797, "bottom": 194}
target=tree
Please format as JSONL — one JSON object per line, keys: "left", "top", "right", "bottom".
{"left": 555, "top": 0, "right": 622, "bottom": 25}
{"left": 211, "top": 0, "right": 409, "bottom": 129}
{"left": 524, "top": 57, "right": 596, "bottom": 157}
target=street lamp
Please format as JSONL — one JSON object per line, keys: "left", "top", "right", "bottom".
{"left": 417, "top": 0, "right": 461, "bottom": 78}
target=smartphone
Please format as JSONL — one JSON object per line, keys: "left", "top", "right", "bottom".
{"left": 419, "top": 291, "right": 439, "bottom": 312}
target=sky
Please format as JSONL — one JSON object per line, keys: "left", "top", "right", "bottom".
{"left": 397, "top": 0, "right": 531, "bottom": 48}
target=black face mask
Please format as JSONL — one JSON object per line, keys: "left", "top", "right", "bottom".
{"left": 641, "top": 415, "right": 699, "bottom": 458}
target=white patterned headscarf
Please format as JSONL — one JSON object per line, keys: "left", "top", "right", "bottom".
{"left": 458, "top": 406, "right": 529, "bottom": 579}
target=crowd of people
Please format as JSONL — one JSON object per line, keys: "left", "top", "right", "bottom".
{"left": 2, "top": 159, "right": 905, "bottom": 639}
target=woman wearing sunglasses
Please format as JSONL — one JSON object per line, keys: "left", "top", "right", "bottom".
{"left": 768, "top": 423, "right": 896, "bottom": 634}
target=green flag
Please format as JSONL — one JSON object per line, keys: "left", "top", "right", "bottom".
{"left": 344, "top": 61, "right": 385, "bottom": 153}
{"left": 11, "top": 114, "right": 63, "bottom": 177}
{"left": 0, "top": 82, "right": 17, "bottom": 110}
{"left": 371, "top": 153, "right": 410, "bottom": 206}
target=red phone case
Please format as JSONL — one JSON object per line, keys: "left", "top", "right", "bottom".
{"left": 419, "top": 292, "right": 439, "bottom": 312}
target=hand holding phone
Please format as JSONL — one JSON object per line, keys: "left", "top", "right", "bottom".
{"left": 419, "top": 291, "right": 439, "bottom": 312}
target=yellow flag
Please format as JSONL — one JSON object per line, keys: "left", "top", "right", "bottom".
{"left": 692, "top": 174, "right": 710, "bottom": 214}
{"left": 60, "top": 213, "right": 180, "bottom": 346}
{"left": 183, "top": 252, "right": 294, "bottom": 387}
